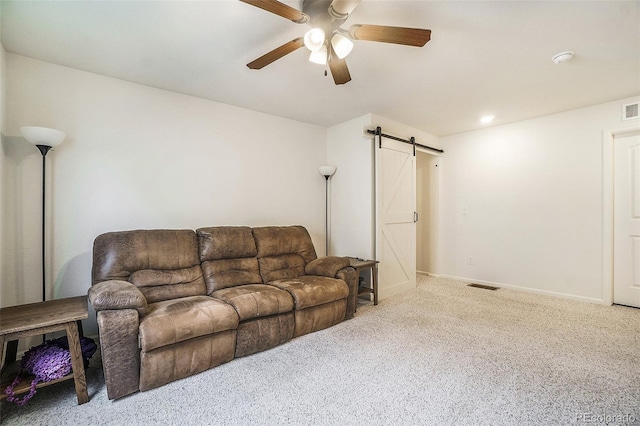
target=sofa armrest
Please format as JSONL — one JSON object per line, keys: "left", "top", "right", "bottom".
{"left": 88, "top": 280, "right": 147, "bottom": 315}
{"left": 89, "top": 281, "right": 145, "bottom": 399}
{"left": 96, "top": 309, "right": 141, "bottom": 400}
{"left": 306, "top": 257, "right": 358, "bottom": 320}
{"left": 305, "top": 256, "right": 350, "bottom": 278}
{"left": 336, "top": 267, "right": 358, "bottom": 320}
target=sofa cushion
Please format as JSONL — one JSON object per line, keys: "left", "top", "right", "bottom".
{"left": 269, "top": 276, "right": 349, "bottom": 310}
{"left": 235, "top": 313, "right": 294, "bottom": 358}
{"left": 93, "top": 229, "right": 202, "bottom": 283}
{"left": 292, "top": 300, "right": 347, "bottom": 338}
{"left": 139, "top": 296, "right": 239, "bottom": 352}
{"left": 212, "top": 284, "right": 294, "bottom": 321}
{"left": 130, "top": 265, "right": 206, "bottom": 304}
{"left": 201, "top": 258, "right": 262, "bottom": 294}
{"left": 197, "top": 226, "right": 257, "bottom": 261}
{"left": 258, "top": 254, "right": 306, "bottom": 283}
{"left": 92, "top": 229, "right": 207, "bottom": 302}
{"left": 197, "top": 226, "right": 262, "bottom": 293}
{"left": 252, "top": 226, "right": 317, "bottom": 262}
{"left": 140, "top": 331, "right": 236, "bottom": 392}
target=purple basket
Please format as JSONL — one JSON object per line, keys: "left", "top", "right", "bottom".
{"left": 4, "top": 336, "right": 96, "bottom": 405}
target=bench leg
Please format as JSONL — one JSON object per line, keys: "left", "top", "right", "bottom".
{"left": 1, "top": 339, "right": 17, "bottom": 374}
{"left": 65, "top": 321, "right": 89, "bottom": 404}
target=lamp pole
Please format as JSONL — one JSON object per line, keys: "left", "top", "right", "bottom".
{"left": 318, "top": 165, "right": 337, "bottom": 256}
{"left": 20, "top": 126, "right": 65, "bottom": 304}
{"left": 324, "top": 174, "right": 330, "bottom": 254}
{"left": 36, "top": 144, "right": 53, "bottom": 303}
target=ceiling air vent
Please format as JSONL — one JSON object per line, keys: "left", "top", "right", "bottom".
{"left": 623, "top": 102, "right": 639, "bottom": 121}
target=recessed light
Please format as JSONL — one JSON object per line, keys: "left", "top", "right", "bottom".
{"left": 552, "top": 51, "right": 574, "bottom": 64}
{"left": 480, "top": 115, "right": 495, "bottom": 124}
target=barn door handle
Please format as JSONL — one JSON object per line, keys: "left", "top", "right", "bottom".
{"left": 414, "top": 211, "right": 419, "bottom": 223}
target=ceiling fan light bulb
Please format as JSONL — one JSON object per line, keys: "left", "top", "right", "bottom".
{"left": 309, "top": 45, "right": 328, "bottom": 65}
{"left": 304, "top": 28, "right": 326, "bottom": 51}
{"left": 331, "top": 33, "right": 354, "bottom": 59}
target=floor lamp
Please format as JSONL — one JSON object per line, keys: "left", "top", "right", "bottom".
{"left": 318, "top": 165, "right": 337, "bottom": 256}
{"left": 20, "top": 126, "right": 65, "bottom": 303}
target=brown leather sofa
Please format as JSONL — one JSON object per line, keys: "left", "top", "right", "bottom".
{"left": 88, "top": 225, "right": 357, "bottom": 400}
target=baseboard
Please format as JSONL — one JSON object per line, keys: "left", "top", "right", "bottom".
{"left": 379, "top": 280, "right": 415, "bottom": 301}
{"left": 435, "top": 274, "right": 608, "bottom": 305}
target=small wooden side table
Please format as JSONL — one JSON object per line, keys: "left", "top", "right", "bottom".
{"left": 345, "top": 257, "right": 379, "bottom": 311}
{"left": 0, "top": 296, "right": 89, "bottom": 405}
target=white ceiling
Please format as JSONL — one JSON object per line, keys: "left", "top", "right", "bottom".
{"left": 1, "top": 0, "right": 639, "bottom": 136}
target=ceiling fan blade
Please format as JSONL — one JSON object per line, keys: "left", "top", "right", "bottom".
{"left": 349, "top": 24, "right": 431, "bottom": 47}
{"left": 328, "top": 46, "right": 351, "bottom": 85}
{"left": 247, "top": 37, "right": 305, "bottom": 69}
{"left": 239, "top": 0, "right": 309, "bottom": 23}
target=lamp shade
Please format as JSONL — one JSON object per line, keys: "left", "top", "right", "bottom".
{"left": 319, "top": 165, "right": 337, "bottom": 177}
{"left": 309, "top": 45, "right": 328, "bottom": 65}
{"left": 20, "top": 126, "right": 66, "bottom": 147}
{"left": 331, "top": 33, "right": 354, "bottom": 59}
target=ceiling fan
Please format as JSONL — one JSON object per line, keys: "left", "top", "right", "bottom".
{"left": 240, "top": 0, "right": 431, "bottom": 85}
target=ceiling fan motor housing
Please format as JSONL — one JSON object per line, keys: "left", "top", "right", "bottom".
{"left": 302, "top": 0, "right": 353, "bottom": 54}
{"left": 303, "top": 0, "right": 337, "bottom": 26}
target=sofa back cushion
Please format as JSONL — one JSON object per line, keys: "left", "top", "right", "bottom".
{"left": 92, "top": 229, "right": 206, "bottom": 303}
{"left": 197, "top": 226, "right": 262, "bottom": 293}
{"left": 252, "top": 226, "right": 318, "bottom": 283}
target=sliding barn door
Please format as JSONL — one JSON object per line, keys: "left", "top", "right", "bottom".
{"left": 376, "top": 138, "right": 416, "bottom": 299}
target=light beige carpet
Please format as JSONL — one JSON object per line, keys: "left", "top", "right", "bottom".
{"left": 2, "top": 275, "right": 639, "bottom": 425}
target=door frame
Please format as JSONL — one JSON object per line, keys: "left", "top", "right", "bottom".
{"left": 602, "top": 125, "right": 640, "bottom": 305}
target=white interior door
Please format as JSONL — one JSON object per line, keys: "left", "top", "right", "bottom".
{"left": 614, "top": 131, "right": 640, "bottom": 307}
{"left": 376, "top": 138, "right": 416, "bottom": 299}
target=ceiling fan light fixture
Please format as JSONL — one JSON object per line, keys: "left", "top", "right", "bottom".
{"left": 304, "top": 28, "right": 326, "bottom": 51}
{"left": 328, "top": 0, "right": 361, "bottom": 19}
{"left": 309, "top": 45, "right": 328, "bottom": 65}
{"left": 331, "top": 33, "right": 354, "bottom": 59}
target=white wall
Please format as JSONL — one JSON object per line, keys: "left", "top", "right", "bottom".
{"left": 326, "top": 114, "right": 375, "bottom": 259}
{"left": 439, "top": 96, "right": 640, "bottom": 302}
{"left": 327, "top": 114, "right": 440, "bottom": 299}
{"left": 5, "top": 49, "right": 636, "bottom": 343}
{"left": 3, "top": 54, "right": 328, "bottom": 335}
